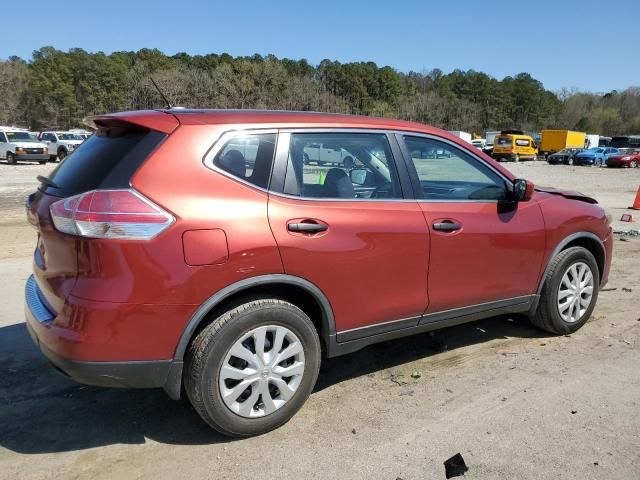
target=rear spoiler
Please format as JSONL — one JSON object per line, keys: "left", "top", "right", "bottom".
{"left": 84, "top": 110, "right": 180, "bottom": 134}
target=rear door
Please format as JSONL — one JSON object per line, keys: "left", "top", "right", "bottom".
{"left": 397, "top": 134, "right": 545, "bottom": 315}
{"left": 268, "top": 130, "right": 430, "bottom": 339}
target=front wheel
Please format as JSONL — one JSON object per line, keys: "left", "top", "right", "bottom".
{"left": 567, "top": 157, "right": 574, "bottom": 166}
{"left": 530, "top": 246, "right": 599, "bottom": 335}
{"left": 630, "top": 160, "right": 638, "bottom": 168}
{"left": 184, "top": 299, "right": 321, "bottom": 437}
{"left": 57, "top": 149, "right": 67, "bottom": 161}
{"left": 6, "top": 152, "right": 16, "bottom": 164}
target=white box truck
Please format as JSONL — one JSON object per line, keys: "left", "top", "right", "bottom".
{"left": 448, "top": 130, "right": 472, "bottom": 143}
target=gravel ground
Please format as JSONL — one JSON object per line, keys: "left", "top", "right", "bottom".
{"left": 0, "top": 159, "right": 639, "bottom": 480}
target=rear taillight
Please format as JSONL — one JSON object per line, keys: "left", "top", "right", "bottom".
{"left": 50, "top": 189, "right": 174, "bottom": 240}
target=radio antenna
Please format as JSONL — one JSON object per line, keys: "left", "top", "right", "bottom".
{"left": 150, "top": 76, "right": 173, "bottom": 109}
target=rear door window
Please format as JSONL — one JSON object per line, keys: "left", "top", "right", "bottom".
{"left": 283, "top": 132, "right": 403, "bottom": 200}
{"left": 42, "top": 127, "right": 166, "bottom": 197}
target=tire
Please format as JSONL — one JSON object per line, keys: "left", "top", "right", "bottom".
{"left": 513, "top": 154, "right": 520, "bottom": 162}
{"left": 6, "top": 152, "right": 16, "bottom": 164}
{"left": 184, "top": 299, "right": 321, "bottom": 437}
{"left": 630, "top": 160, "right": 638, "bottom": 168}
{"left": 567, "top": 157, "right": 574, "bottom": 166}
{"left": 38, "top": 160, "right": 47, "bottom": 164}
{"left": 57, "top": 149, "right": 67, "bottom": 161}
{"left": 530, "top": 246, "right": 599, "bottom": 335}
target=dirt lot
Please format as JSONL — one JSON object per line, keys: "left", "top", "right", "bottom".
{"left": 0, "top": 161, "right": 639, "bottom": 479}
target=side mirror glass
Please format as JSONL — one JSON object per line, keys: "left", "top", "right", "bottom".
{"left": 513, "top": 178, "right": 534, "bottom": 201}
{"left": 350, "top": 168, "right": 369, "bottom": 186}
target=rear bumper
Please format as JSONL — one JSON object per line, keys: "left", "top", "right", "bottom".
{"left": 24, "top": 275, "right": 183, "bottom": 398}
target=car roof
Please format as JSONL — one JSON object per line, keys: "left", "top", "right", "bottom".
{"left": 93, "top": 109, "right": 448, "bottom": 135}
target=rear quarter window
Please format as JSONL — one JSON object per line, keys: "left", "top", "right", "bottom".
{"left": 211, "top": 133, "right": 277, "bottom": 189}
{"left": 42, "top": 127, "right": 166, "bottom": 197}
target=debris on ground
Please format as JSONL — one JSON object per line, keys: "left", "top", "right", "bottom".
{"left": 399, "top": 390, "right": 414, "bottom": 397}
{"left": 622, "top": 287, "right": 632, "bottom": 292}
{"left": 619, "top": 237, "right": 630, "bottom": 242}
{"left": 601, "top": 287, "right": 617, "bottom": 291}
{"left": 476, "top": 327, "right": 486, "bottom": 333}
{"left": 351, "top": 428, "right": 356, "bottom": 434}
{"left": 444, "top": 453, "right": 469, "bottom": 478}
{"left": 571, "top": 410, "right": 577, "bottom": 414}
{"left": 410, "top": 371, "right": 422, "bottom": 379}
{"left": 388, "top": 373, "right": 408, "bottom": 387}
{"left": 496, "top": 348, "right": 518, "bottom": 356}
{"left": 623, "top": 339, "right": 632, "bottom": 345}
{"left": 540, "top": 342, "right": 547, "bottom": 346}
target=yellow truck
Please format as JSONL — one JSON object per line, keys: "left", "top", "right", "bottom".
{"left": 492, "top": 130, "right": 538, "bottom": 162}
{"left": 539, "top": 130, "right": 586, "bottom": 157}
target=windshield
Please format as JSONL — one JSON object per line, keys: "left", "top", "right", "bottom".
{"left": 58, "top": 133, "right": 83, "bottom": 140}
{"left": 6, "top": 131, "right": 37, "bottom": 142}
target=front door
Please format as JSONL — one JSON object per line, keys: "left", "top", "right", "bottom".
{"left": 268, "top": 130, "right": 430, "bottom": 337}
{"left": 398, "top": 134, "right": 546, "bottom": 314}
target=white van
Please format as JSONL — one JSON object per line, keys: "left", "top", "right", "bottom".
{"left": 0, "top": 127, "right": 49, "bottom": 164}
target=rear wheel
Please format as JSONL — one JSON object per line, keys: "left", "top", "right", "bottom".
{"left": 184, "top": 299, "right": 321, "bottom": 437}
{"left": 513, "top": 154, "right": 520, "bottom": 162}
{"left": 630, "top": 160, "right": 638, "bottom": 168}
{"left": 57, "top": 149, "right": 67, "bottom": 161}
{"left": 6, "top": 152, "right": 16, "bottom": 164}
{"left": 531, "top": 246, "right": 599, "bottom": 335}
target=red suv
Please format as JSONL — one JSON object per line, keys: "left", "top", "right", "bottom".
{"left": 25, "top": 110, "right": 612, "bottom": 436}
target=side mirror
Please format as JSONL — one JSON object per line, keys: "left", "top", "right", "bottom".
{"left": 513, "top": 178, "right": 534, "bottom": 202}
{"left": 350, "top": 168, "right": 369, "bottom": 186}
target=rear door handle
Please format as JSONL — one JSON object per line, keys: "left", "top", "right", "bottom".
{"left": 287, "top": 222, "right": 328, "bottom": 233}
{"left": 433, "top": 221, "right": 461, "bottom": 232}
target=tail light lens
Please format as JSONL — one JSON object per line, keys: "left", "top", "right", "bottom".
{"left": 50, "top": 189, "right": 174, "bottom": 239}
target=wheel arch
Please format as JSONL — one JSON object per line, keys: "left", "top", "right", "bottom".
{"left": 173, "top": 274, "right": 336, "bottom": 363}
{"left": 537, "top": 232, "right": 606, "bottom": 295}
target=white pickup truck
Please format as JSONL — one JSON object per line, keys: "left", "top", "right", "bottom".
{"left": 38, "top": 131, "right": 85, "bottom": 161}
{"left": 0, "top": 127, "right": 49, "bottom": 164}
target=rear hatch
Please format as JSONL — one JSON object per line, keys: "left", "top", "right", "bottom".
{"left": 26, "top": 114, "right": 176, "bottom": 313}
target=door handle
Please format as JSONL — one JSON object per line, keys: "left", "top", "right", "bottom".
{"left": 287, "top": 222, "right": 328, "bottom": 233}
{"left": 433, "top": 221, "right": 461, "bottom": 232}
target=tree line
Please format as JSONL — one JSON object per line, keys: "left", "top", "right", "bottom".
{"left": 1, "top": 46, "right": 638, "bottom": 136}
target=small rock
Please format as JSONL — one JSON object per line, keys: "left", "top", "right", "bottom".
{"left": 410, "top": 371, "right": 422, "bottom": 379}
{"left": 622, "top": 287, "right": 632, "bottom": 292}
{"left": 593, "top": 462, "right": 599, "bottom": 466}
{"left": 540, "top": 342, "right": 547, "bottom": 346}
{"left": 571, "top": 410, "right": 577, "bottom": 414}
{"left": 351, "top": 428, "right": 356, "bottom": 434}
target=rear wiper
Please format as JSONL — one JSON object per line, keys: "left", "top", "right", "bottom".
{"left": 37, "top": 175, "right": 60, "bottom": 189}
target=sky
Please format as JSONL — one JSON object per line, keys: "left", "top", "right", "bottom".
{"left": 2, "top": 0, "right": 638, "bottom": 93}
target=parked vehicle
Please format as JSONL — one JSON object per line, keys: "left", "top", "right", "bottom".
{"left": 539, "top": 130, "right": 586, "bottom": 157}
{"left": 574, "top": 147, "right": 619, "bottom": 166}
{"left": 585, "top": 134, "right": 600, "bottom": 149}
{"left": 605, "top": 148, "right": 640, "bottom": 168}
{"left": 0, "top": 127, "right": 48, "bottom": 164}
{"left": 302, "top": 142, "right": 356, "bottom": 166}
{"left": 448, "top": 130, "right": 472, "bottom": 143}
{"left": 482, "top": 131, "right": 500, "bottom": 156}
{"left": 38, "top": 131, "right": 85, "bottom": 161}
{"left": 25, "top": 110, "right": 612, "bottom": 437}
{"left": 546, "top": 148, "right": 584, "bottom": 165}
{"left": 610, "top": 135, "right": 640, "bottom": 149}
{"left": 492, "top": 130, "right": 538, "bottom": 161}
{"left": 599, "top": 137, "right": 611, "bottom": 147}
{"left": 68, "top": 128, "right": 93, "bottom": 140}
{"left": 471, "top": 139, "right": 486, "bottom": 150}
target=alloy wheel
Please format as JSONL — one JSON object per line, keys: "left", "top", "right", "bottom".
{"left": 557, "top": 262, "right": 594, "bottom": 323}
{"left": 219, "top": 325, "right": 305, "bottom": 418}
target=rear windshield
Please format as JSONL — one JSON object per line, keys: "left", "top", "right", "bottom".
{"left": 496, "top": 136, "right": 512, "bottom": 146}
{"left": 42, "top": 127, "right": 166, "bottom": 197}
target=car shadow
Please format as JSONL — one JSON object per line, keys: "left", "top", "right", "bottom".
{"left": 0, "top": 315, "right": 548, "bottom": 454}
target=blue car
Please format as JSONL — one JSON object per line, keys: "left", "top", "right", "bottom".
{"left": 575, "top": 147, "right": 619, "bottom": 166}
